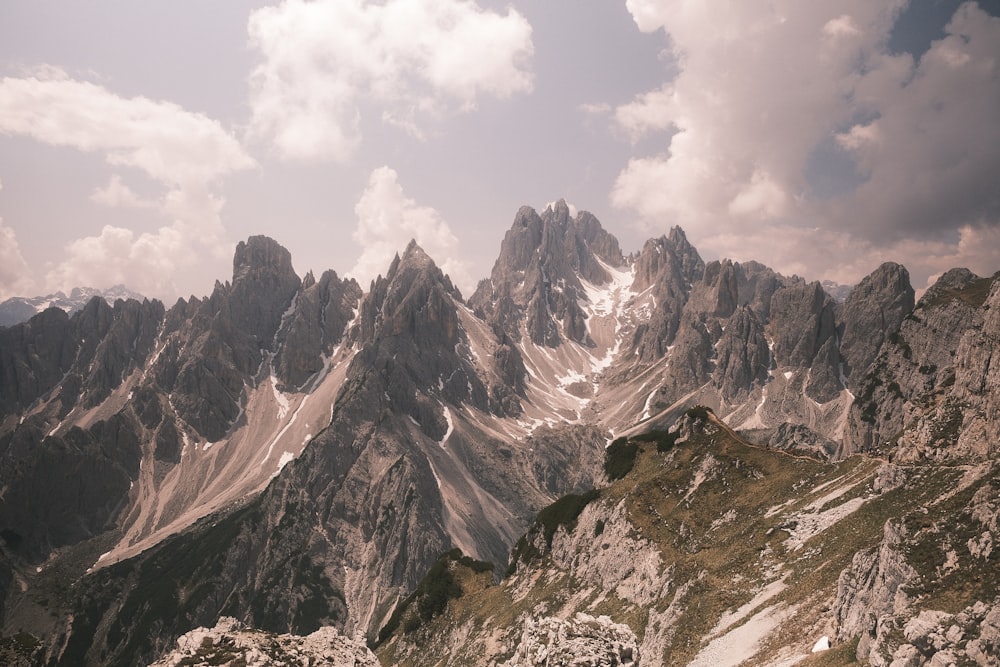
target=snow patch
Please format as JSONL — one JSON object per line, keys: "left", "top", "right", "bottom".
{"left": 689, "top": 603, "right": 798, "bottom": 667}
{"left": 439, "top": 405, "right": 454, "bottom": 448}
{"left": 712, "top": 576, "right": 788, "bottom": 636}
{"left": 641, "top": 387, "right": 659, "bottom": 421}
{"left": 784, "top": 496, "right": 867, "bottom": 550}
{"left": 557, "top": 369, "right": 587, "bottom": 387}
{"left": 271, "top": 377, "right": 290, "bottom": 419}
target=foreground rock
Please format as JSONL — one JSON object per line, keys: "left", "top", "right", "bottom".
{"left": 501, "top": 613, "right": 638, "bottom": 667}
{"left": 149, "top": 617, "right": 377, "bottom": 667}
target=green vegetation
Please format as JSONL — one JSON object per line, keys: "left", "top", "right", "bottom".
{"left": 376, "top": 549, "right": 493, "bottom": 645}
{"left": 685, "top": 405, "right": 712, "bottom": 420}
{"left": 506, "top": 489, "right": 601, "bottom": 575}
{"left": 631, "top": 429, "right": 679, "bottom": 453}
{"left": 604, "top": 438, "right": 639, "bottom": 480}
{"left": 924, "top": 273, "right": 998, "bottom": 309}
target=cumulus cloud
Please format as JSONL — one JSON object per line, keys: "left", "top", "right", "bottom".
{"left": 90, "top": 174, "right": 158, "bottom": 209}
{"left": 44, "top": 190, "right": 228, "bottom": 299}
{"left": 0, "top": 69, "right": 254, "bottom": 186}
{"left": 0, "top": 216, "right": 35, "bottom": 300}
{"left": 349, "top": 166, "right": 473, "bottom": 294}
{"left": 833, "top": 4, "right": 1000, "bottom": 242}
{"left": 0, "top": 69, "right": 255, "bottom": 299}
{"left": 247, "top": 0, "right": 534, "bottom": 162}
{"left": 612, "top": 0, "right": 1000, "bottom": 286}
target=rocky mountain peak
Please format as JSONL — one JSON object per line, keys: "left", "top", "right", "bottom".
{"left": 233, "top": 235, "right": 296, "bottom": 283}
{"left": 628, "top": 231, "right": 706, "bottom": 361}
{"left": 470, "top": 203, "right": 626, "bottom": 347}
{"left": 839, "top": 262, "right": 914, "bottom": 386}
{"left": 351, "top": 239, "right": 492, "bottom": 422}
{"left": 226, "top": 235, "right": 302, "bottom": 348}
{"left": 846, "top": 268, "right": 999, "bottom": 460}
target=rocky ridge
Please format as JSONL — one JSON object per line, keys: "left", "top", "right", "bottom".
{"left": 149, "top": 616, "right": 377, "bottom": 667}
{"left": 377, "top": 409, "right": 1000, "bottom": 666}
{"left": 0, "top": 202, "right": 996, "bottom": 667}
{"left": 0, "top": 286, "right": 144, "bottom": 329}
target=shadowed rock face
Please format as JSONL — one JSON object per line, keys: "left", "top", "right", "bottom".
{"left": 713, "top": 306, "right": 770, "bottom": 403}
{"left": 846, "top": 269, "right": 1000, "bottom": 461}
{"left": 470, "top": 200, "right": 624, "bottom": 348}
{"left": 629, "top": 228, "right": 705, "bottom": 362}
{"left": 274, "top": 269, "right": 362, "bottom": 391}
{"left": 839, "top": 262, "right": 915, "bottom": 388}
{"left": 231, "top": 235, "right": 302, "bottom": 346}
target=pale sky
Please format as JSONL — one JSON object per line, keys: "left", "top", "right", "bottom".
{"left": 1, "top": 0, "right": 998, "bottom": 302}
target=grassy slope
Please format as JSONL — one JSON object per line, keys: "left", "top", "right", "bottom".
{"left": 377, "top": 411, "right": 996, "bottom": 666}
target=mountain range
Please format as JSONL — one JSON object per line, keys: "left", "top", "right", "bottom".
{"left": 0, "top": 286, "right": 145, "bottom": 329}
{"left": 0, "top": 200, "right": 997, "bottom": 666}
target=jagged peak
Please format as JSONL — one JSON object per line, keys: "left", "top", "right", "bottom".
{"left": 667, "top": 225, "right": 689, "bottom": 245}
{"left": 846, "top": 262, "right": 913, "bottom": 304}
{"left": 401, "top": 238, "right": 433, "bottom": 265}
{"left": 301, "top": 270, "right": 316, "bottom": 289}
{"left": 232, "top": 235, "right": 297, "bottom": 285}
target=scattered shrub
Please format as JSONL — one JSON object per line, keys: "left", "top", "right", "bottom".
{"left": 604, "top": 439, "right": 639, "bottom": 480}
{"left": 375, "top": 549, "right": 493, "bottom": 645}
{"left": 686, "top": 405, "right": 712, "bottom": 421}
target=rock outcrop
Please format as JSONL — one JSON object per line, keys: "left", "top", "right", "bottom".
{"left": 501, "top": 613, "right": 639, "bottom": 667}
{"left": 149, "top": 616, "right": 378, "bottom": 667}
{"left": 470, "top": 200, "right": 623, "bottom": 347}
{"left": 628, "top": 228, "right": 704, "bottom": 362}
{"left": 838, "top": 262, "right": 914, "bottom": 388}
{"left": 846, "top": 269, "right": 999, "bottom": 460}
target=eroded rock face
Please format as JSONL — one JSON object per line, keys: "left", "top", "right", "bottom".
{"left": 162, "top": 236, "right": 302, "bottom": 440}
{"left": 845, "top": 270, "right": 999, "bottom": 460}
{"left": 713, "top": 306, "right": 771, "bottom": 403}
{"left": 768, "top": 281, "right": 837, "bottom": 370}
{"left": 470, "top": 201, "right": 624, "bottom": 347}
{"left": 629, "top": 228, "right": 705, "bottom": 362}
{"left": 0, "top": 414, "right": 141, "bottom": 561}
{"left": 149, "top": 616, "right": 378, "bottom": 667}
{"left": 273, "top": 269, "right": 362, "bottom": 391}
{"left": 839, "top": 262, "right": 914, "bottom": 388}
{"left": 834, "top": 520, "right": 917, "bottom": 662}
{"left": 501, "top": 613, "right": 639, "bottom": 667}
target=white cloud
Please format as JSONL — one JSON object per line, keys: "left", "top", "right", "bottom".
{"left": 247, "top": 0, "right": 534, "bottom": 162}
{"left": 0, "top": 69, "right": 254, "bottom": 187}
{"left": 0, "top": 69, "right": 255, "bottom": 299}
{"left": 0, "top": 217, "right": 35, "bottom": 300}
{"left": 349, "top": 166, "right": 473, "bottom": 294}
{"left": 90, "top": 174, "right": 158, "bottom": 209}
{"left": 612, "top": 0, "right": 1000, "bottom": 288}
{"left": 44, "top": 189, "right": 228, "bottom": 299}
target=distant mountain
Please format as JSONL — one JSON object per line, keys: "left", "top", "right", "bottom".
{"left": 821, "top": 278, "right": 853, "bottom": 303}
{"left": 0, "top": 202, "right": 996, "bottom": 666}
{"left": 0, "top": 285, "right": 144, "bottom": 327}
